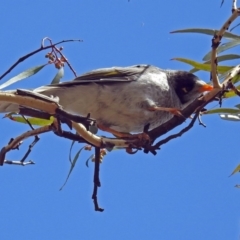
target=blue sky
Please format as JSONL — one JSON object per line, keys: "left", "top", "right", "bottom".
{"left": 0, "top": 0, "right": 240, "bottom": 239}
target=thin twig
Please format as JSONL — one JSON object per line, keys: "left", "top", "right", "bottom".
{"left": 152, "top": 112, "right": 199, "bottom": 150}
{"left": 20, "top": 136, "right": 40, "bottom": 163}
{"left": 0, "top": 124, "right": 54, "bottom": 165}
{"left": 197, "top": 113, "right": 206, "bottom": 127}
{"left": 42, "top": 38, "right": 78, "bottom": 77}
{"left": 211, "top": 0, "right": 240, "bottom": 89}
{"left": 92, "top": 147, "right": 104, "bottom": 212}
{"left": 0, "top": 39, "right": 82, "bottom": 80}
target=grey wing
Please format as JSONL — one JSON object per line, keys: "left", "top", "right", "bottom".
{"left": 49, "top": 64, "right": 151, "bottom": 87}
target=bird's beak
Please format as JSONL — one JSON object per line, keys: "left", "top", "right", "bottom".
{"left": 198, "top": 84, "right": 213, "bottom": 92}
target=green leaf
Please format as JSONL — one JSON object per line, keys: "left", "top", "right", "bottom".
{"left": 203, "top": 108, "right": 240, "bottom": 115}
{"left": 60, "top": 146, "right": 84, "bottom": 191}
{"left": 230, "top": 22, "right": 240, "bottom": 32}
{"left": 219, "top": 114, "right": 240, "bottom": 121}
{"left": 216, "top": 54, "right": 240, "bottom": 62}
{"left": 190, "top": 54, "right": 240, "bottom": 73}
{"left": 229, "top": 164, "right": 240, "bottom": 177}
{"left": 0, "top": 64, "right": 47, "bottom": 90}
{"left": 69, "top": 141, "right": 75, "bottom": 164}
{"left": 172, "top": 58, "right": 233, "bottom": 73}
{"left": 203, "top": 40, "right": 240, "bottom": 61}
{"left": 170, "top": 28, "right": 240, "bottom": 40}
{"left": 85, "top": 154, "right": 94, "bottom": 167}
{"left": 51, "top": 67, "right": 64, "bottom": 84}
{"left": 5, "top": 113, "right": 54, "bottom": 126}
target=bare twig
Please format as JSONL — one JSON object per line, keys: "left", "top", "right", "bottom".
{"left": 42, "top": 38, "right": 78, "bottom": 77}
{"left": 0, "top": 39, "right": 82, "bottom": 80}
{"left": 211, "top": 0, "right": 240, "bottom": 89}
{"left": 20, "top": 136, "right": 40, "bottom": 163}
{"left": 92, "top": 147, "right": 104, "bottom": 212}
{"left": 198, "top": 113, "right": 206, "bottom": 128}
{"left": 0, "top": 124, "right": 54, "bottom": 165}
{"left": 152, "top": 113, "right": 199, "bottom": 150}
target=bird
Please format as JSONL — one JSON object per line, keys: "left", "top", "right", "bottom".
{"left": 0, "top": 64, "right": 213, "bottom": 135}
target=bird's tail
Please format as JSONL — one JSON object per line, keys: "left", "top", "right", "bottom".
{"left": 0, "top": 90, "right": 20, "bottom": 113}
{"left": 0, "top": 102, "right": 19, "bottom": 113}
{"left": 0, "top": 87, "right": 60, "bottom": 113}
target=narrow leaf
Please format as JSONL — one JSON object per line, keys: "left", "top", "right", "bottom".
{"left": 171, "top": 28, "right": 240, "bottom": 40}
{"left": 5, "top": 113, "right": 54, "bottom": 126}
{"left": 220, "top": 114, "right": 240, "bottom": 121}
{"left": 51, "top": 67, "right": 64, "bottom": 84}
{"left": 230, "top": 23, "right": 240, "bottom": 32}
{"left": 229, "top": 164, "right": 240, "bottom": 177}
{"left": 69, "top": 141, "right": 75, "bottom": 164}
{"left": 60, "top": 146, "right": 84, "bottom": 191}
{"left": 0, "top": 64, "right": 47, "bottom": 90}
{"left": 220, "top": 0, "right": 224, "bottom": 7}
{"left": 172, "top": 58, "right": 232, "bottom": 73}
{"left": 190, "top": 54, "right": 240, "bottom": 73}
{"left": 85, "top": 154, "right": 94, "bottom": 167}
{"left": 203, "top": 40, "right": 240, "bottom": 61}
{"left": 203, "top": 108, "right": 240, "bottom": 115}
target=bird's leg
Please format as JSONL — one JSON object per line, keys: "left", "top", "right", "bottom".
{"left": 148, "top": 106, "right": 185, "bottom": 118}
{"left": 97, "top": 124, "right": 150, "bottom": 141}
{"left": 97, "top": 124, "right": 132, "bottom": 138}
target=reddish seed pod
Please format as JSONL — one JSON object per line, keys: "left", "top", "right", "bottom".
{"left": 55, "top": 62, "right": 62, "bottom": 69}
{"left": 84, "top": 145, "right": 92, "bottom": 151}
{"left": 60, "top": 56, "right": 67, "bottom": 62}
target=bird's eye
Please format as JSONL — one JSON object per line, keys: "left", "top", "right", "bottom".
{"left": 181, "top": 87, "right": 188, "bottom": 93}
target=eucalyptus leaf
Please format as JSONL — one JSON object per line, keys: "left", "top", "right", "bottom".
{"left": 219, "top": 114, "right": 240, "bottom": 121}
{"left": 220, "top": 0, "right": 224, "bottom": 7}
{"left": 230, "top": 23, "right": 240, "bottom": 32}
{"left": 172, "top": 57, "right": 232, "bottom": 73}
{"left": 69, "top": 141, "right": 75, "bottom": 164}
{"left": 51, "top": 67, "right": 64, "bottom": 84}
{"left": 85, "top": 154, "right": 94, "bottom": 167}
{"left": 190, "top": 54, "right": 240, "bottom": 73}
{"left": 204, "top": 108, "right": 240, "bottom": 115}
{"left": 171, "top": 28, "right": 240, "bottom": 40}
{"left": 60, "top": 146, "right": 84, "bottom": 191}
{"left": 229, "top": 164, "right": 240, "bottom": 177}
{"left": 0, "top": 64, "right": 46, "bottom": 90}
{"left": 203, "top": 40, "right": 240, "bottom": 61}
{"left": 216, "top": 54, "right": 240, "bottom": 62}
{"left": 5, "top": 113, "right": 54, "bottom": 126}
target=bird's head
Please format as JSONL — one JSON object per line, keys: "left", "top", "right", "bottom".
{"left": 168, "top": 71, "right": 213, "bottom": 104}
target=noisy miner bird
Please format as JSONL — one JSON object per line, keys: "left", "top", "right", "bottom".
{"left": 0, "top": 64, "right": 213, "bottom": 135}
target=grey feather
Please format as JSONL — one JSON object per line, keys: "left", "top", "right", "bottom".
{"left": 0, "top": 65, "right": 211, "bottom": 133}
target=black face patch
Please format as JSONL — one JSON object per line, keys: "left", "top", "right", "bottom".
{"left": 172, "top": 71, "right": 198, "bottom": 104}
